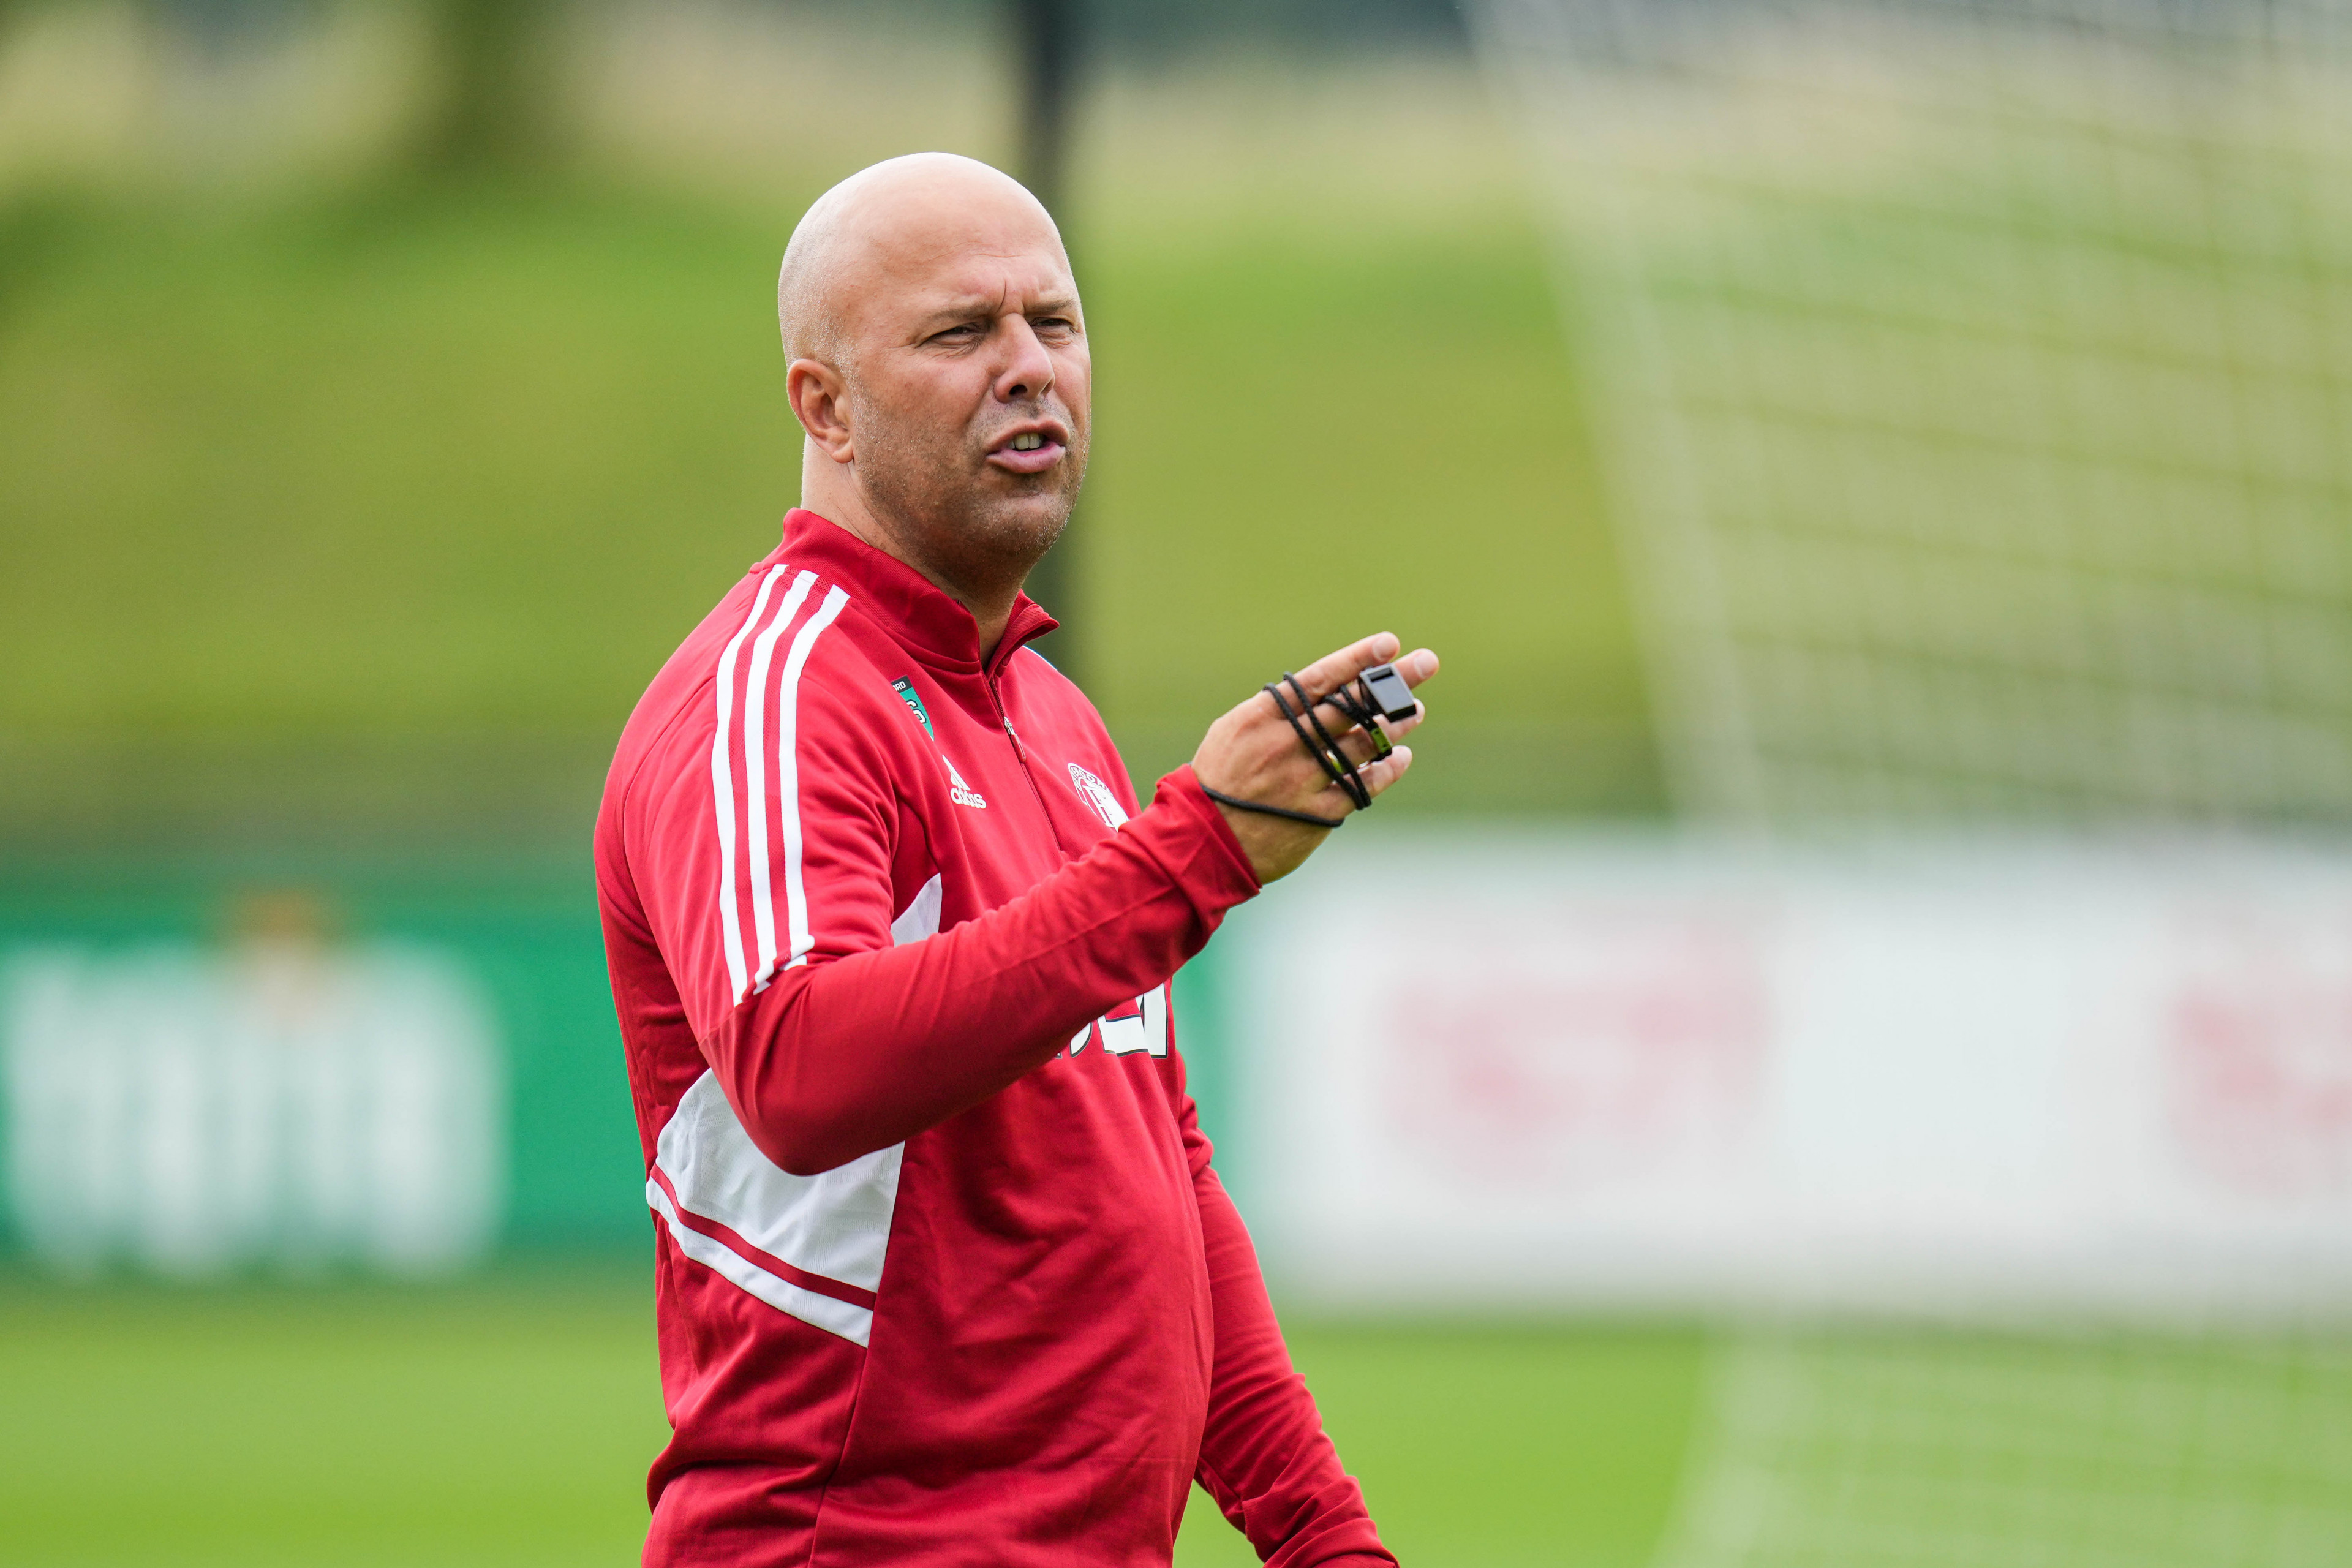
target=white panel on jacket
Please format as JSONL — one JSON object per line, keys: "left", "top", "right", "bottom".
{"left": 890, "top": 874, "right": 944, "bottom": 948}
{"left": 655, "top": 1075, "right": 902, "bottom": 1292}
{"left": 645, "top": 1175, "right": 876, "bottom": 1344}
{"left": 647, "top": 870, "right": 943, "bottom": 1343}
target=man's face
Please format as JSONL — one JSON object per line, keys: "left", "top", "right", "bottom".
{"left": 836, "top": 213, "right": 1091, "bottom": 593}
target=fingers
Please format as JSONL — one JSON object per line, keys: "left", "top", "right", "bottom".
{"left": 1257, "top": 638, "right": 1438, "bottom": 794}
{"left": 1328, "top": 702, "right": 1425, "bottom": 767}
{"left": 1314, "top": 656, "right": 1434, "bottom": 755}
{"left": 1282, "top": 742, "right": 1414, "bottom": 824}
{"left": 1275, "top": 636, "right": 1440, "bottom": 717}
{"left": 1289, "top": 632, "right": 1402, "bottom": 704}
{"left": 1289, "top": 643, "right": 1441, "bottom": 728}
{"left": 1358, "top": 744, "right": 1414, "bottom": 801}
{"left": 1250, "top": 693, "right": 1421, "bottom": 790}
{"left": 1195, "top": 635, "right": 1434, "bottom": 883}
{"left": 1232, "top": 633, "right": 1436, "bottom": 799}
{"left": 1300, "top": 639, "right": 1440, "bottom": 704}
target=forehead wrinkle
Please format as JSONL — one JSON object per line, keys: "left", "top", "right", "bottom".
{"left": 899, "top": 272, "right": 1081, "bottom": 342}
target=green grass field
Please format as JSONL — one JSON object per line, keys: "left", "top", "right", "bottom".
{"left": 10, "top": 1272, "right": 2345, "bottom": 1566}
{"left": 0, "top": 1273, "right": 1705, "bottom": 1568}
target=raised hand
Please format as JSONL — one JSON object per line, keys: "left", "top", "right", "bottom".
{"left": 1190, "top": 632, "right": 1439, "bottom": 884}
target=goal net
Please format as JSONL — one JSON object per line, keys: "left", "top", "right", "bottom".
{"left": 1654, "top": 1327, "right": 2352, "bottom": 1568}
{"left": 1473, "top": 0, "right": 2352, "bottom": 831}
{"left": 1468, "top": 0, "right": 2352, "bottom": 1560}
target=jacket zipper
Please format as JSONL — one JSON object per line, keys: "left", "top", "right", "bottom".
{"left": 983, "top": 671, "right": 1071, "bottom": 852}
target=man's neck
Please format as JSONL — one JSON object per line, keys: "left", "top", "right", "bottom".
{"left": 802, "top": 471, "right": 1017, "bottom": 663}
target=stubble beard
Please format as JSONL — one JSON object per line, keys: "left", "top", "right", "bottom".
{"left": 852, "top": 389, "right": 1088, "bottom": 601}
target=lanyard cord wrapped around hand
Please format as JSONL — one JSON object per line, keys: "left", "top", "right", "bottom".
{"left": 1197, "top": 784, "right": 1349, "bottom": 828}
{"left": 1200, "top": 671, "right": 1402, "bottom": 830}
{"left": 1269, "top": 673, "right": 1374, "bottom": 809}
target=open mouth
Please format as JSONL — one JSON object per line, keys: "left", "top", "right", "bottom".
{"left": 988, "top": 423, "right": 1068, "bottom": 475}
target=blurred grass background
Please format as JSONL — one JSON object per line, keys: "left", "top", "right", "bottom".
{"left": 0, "top": 36, "right": 1656, "bottom": 850}
{"left": 0, "top": 2, "right": 1673, "bottom": 1562}
{"left": 0, "top": 184, "right": 1653, "bottom": 834}
{"left": 0, "top": 1268, "right": 1705, "bottom": 1568}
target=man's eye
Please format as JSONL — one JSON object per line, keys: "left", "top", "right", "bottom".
{"left": 931, "top": 323, "right": 982, "bottom": 344}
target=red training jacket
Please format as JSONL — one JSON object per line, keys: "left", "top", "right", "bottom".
{"left": 595, "top": 509, "right": 1393, "bottom": 1566}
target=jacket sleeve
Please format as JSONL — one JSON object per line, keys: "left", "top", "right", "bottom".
{"left": 643, "top": 668, "right": 1260, "bottom": 1172}
{"left": 1184, "top": 1101, "right": 1396, "bottom": 1567}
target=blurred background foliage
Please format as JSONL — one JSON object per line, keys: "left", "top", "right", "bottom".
{"left": 0, "top": 0, "right": 1654, "bottom": 858}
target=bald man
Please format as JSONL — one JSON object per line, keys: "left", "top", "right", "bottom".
{"left": 595, "top": 153, "right": 1434, "bottom": 1567}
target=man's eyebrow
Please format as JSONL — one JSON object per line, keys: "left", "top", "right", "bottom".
{"left": 913, "top": 291, "right": 1081, "bottom": 329}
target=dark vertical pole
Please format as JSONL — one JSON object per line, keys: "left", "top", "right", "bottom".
{"left": 414, "top": 0, "right": 552, "bottom": 174}
{"left": 1014, "top": 0, "right": 1080, "bottom": 680}
{"left": 1017, "top": 0, "right": 1077, "bottom": 215}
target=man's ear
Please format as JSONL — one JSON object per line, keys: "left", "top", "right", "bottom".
{"left": 786, "top": 359, "right": 855, "bottom": 464}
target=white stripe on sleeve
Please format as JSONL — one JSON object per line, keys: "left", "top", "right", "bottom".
{"left": 775, "top": 584, "right": 853, "bottom": 979}
{"left": 739, "top": 571, "right": 820, "bottom": 992}
{"left": 709, "top": 565, "right": 790, "bottom": 1006}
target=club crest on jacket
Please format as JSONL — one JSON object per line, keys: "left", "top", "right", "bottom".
{"left": 1068, "top": 763, "right": 1127, "bottom": 829}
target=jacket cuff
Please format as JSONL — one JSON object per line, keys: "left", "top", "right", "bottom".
{"left": 1153, "top": 764, "right": 1262, "bottom": 908}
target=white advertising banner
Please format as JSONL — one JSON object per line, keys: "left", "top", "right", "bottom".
{"left": 2, "top": 941, "right": 505, "bottom": 1276}
{"left": 1227, "top": 831, "right": 2352, "bottom": 1320}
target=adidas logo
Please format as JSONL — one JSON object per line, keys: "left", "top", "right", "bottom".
{"left": 946, "top": 758, "right": 987, "bottom": 810}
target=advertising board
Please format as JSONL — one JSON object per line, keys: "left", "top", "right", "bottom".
{"left": 1227, "top": 831, "right": 2352, "bottom": 1320}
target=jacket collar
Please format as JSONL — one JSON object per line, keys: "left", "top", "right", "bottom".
{"left": 771, "top": 508, "right": 1060, "bottom": 678}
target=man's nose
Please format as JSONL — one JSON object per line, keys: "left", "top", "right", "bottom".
{"left": 992, "top": 317, "right": 1056, "bottom": 403}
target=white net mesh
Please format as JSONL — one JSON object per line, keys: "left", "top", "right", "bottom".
{"left": 1654, "top": 1329, "right": 2352, "bottom": 1568}
{"left": 1471, "top": 3, "right": 2352, "bottom": 1560}
{"left": 1474, "top": 0, "right": 2352, "bottom": 829}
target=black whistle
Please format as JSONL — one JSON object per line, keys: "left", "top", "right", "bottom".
{"left": 1354, "top": 663, "right": 1420, "bottom": 724}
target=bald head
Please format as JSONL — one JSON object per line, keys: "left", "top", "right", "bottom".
{"left": 778, "top": 153, "right": 1067, "bottom": 367}
{"left": 776, "top": 153, "right": 1092, "bottom": 652}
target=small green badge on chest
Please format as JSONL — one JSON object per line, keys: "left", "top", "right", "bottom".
{"left": 891, "top": 677, "right": 934, "bottom": 738}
